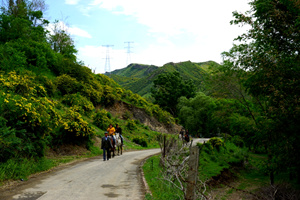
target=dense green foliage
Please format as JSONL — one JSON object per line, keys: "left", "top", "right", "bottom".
{"left": 151, "top": 71, "right": 196, "bottom": 116}
{"left": 143, "top": 139, "right": 248, "bottom": 199}
{"left": 0, "top": 0, "right": 174, "bottom": 169}
{"left": 222, "top": 0, "right": 300, "bottom": 183}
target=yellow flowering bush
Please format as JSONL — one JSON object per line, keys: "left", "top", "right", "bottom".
{"left": 0, "top": 71, "right": 46, "bottom": 97}
{"left": 62, "top": 93, "right": 94, "bottom": 115}
{"left": 59, "top": 107, "right": 95, "bottom": 143}
{"left": 80, "top": 82, "right": 103, "bottom": 105}
{"left": 0, "top": 92, "right": 62, "bottom": 157}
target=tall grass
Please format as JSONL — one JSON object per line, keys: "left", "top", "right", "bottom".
{"left": 143, "top": 140, "right": 249, "bottom": 199}
{"left": 198, "top": 140, "right": 248, "bottom": 180}
{"left": 0, "top": 158, "right": 55, "bottom": 181}
{"left": 143, "top": 155, "right": 182, "bottom": 200}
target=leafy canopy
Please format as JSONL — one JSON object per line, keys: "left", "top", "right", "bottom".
{"left": 151, "top": 71, "right": 196, "bottom": 116}
{"left": 223, "top": 0, "right": 300, "bottom": 183}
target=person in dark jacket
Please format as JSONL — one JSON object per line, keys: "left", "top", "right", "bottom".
{"left": 101, "top": 132, "right": 113, "bottom": 161}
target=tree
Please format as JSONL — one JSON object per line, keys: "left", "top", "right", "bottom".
{"left": 0, "top": 0, "right": 49, "bottom": 43}
{"left": 151, "top": 71, "right": 196, "bottom": 116}
{"left": 177, "top": 92, "right": 216, "bottom": 137}
{"left": 48, "top": 20, "right": 77, "bottom": 61}
{"left": 223, "top": 0, "right": 300, "bottom": 183}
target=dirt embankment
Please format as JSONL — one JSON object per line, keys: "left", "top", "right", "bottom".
{"left": 105, "top": 101, "right": 181, "bottom": 134}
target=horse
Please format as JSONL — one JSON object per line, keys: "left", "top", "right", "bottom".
{"left": 115, "top": 132, "right": 123, "bottom": 155}
{"left": 109, "top": 135, "right": 116, "bottom": 158}
{"left": 179, "top": 133, "right": 184, "bottom": 141}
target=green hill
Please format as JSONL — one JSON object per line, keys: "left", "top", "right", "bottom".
{"left": 0, "top": 0, "right": 177, "bottom": 182}
{"left": 108, "top": 61, "right": 220, "bottom": 97}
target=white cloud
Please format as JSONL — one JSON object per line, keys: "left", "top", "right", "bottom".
{"left": 65, "top": 0, "right": 81, "bottom": 5}
{"left": 89, "top": 0, "right": 251, "bottom": 36}
{"left": 60, "top": 0, "right": 252, "bottom": 73}
{"left": 69, "top": 26, "right": 92, "bottom": 38}
{"left": 47, "top": 21, "right": 92, "bottom": 38}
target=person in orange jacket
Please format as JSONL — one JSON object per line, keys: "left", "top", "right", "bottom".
{"left": 107, "top": 124, "right": 115, "bottom": 136}
{"left": 107, "top": 124, "right": 116, "bottom": 144}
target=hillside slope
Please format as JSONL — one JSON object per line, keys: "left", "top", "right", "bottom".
{"left": 109, "top": 61, "right": 220, "bottom": 97}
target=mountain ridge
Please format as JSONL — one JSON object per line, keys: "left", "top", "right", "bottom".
{"left": 107, "top": 60, "right": 220, "bottom": 97}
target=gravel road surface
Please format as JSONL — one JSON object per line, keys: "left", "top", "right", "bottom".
{"left": 1, "top": 149, "right": 160, "bottom": 200}
{"left": 0, "top": 138, "right": 209, "bottom": 200}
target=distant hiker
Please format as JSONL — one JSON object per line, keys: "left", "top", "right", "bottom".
{"left": 101, "top": 132, "right": 113, "bottom": 161}
{"left": 184, "top": 130, "right": 190, "bottom": 143}
{"left": 179, "top": 128, "right": 185, "bottom": 140}
{"left": 115, "top": 124, "right": 123, "bottom": 145}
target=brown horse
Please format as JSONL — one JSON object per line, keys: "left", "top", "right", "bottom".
{"left": 109, "top": 135, "right": 116, "bottom": 158}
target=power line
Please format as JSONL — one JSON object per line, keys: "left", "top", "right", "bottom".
{"left": 102, "top": 45, "right": 114, "bottom": 74}
{"left": 124, "top": 41, "right": 134, "bottom": 66}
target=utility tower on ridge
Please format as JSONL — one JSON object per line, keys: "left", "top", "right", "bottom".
{"left": 124, "top": 41, "right": 134, "bottom": 66}
{"left": 102, "top": 45, "right": 114, "bottom": 74}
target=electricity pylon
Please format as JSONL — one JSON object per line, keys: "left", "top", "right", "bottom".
{"left": 124, "top": 41, "right": 134, "bottom": 66}
{"left": 102, "top": 45, "right": 114, "bottom": 74}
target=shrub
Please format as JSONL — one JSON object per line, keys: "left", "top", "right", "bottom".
{"left": 1, "top": 93, "right": 62, "bottom": 158}
{"left": 80, "top": 82, "right": 103, "bottom": 106}
{"left": 36, "top": 75, "right": 56, "bottom": 97}
{"left": 0, "top": 118, "right": 23, "bottom": 162}
{"left": 56, "top": 74, "right": 81, "bottom": 95}
{"left": 58, "top": 107, "right": 95, "bottom": 144}
{"left": 122, "top": 111, "right": 132, "bottom": 120}
{"left": 126, "top": 119, "right": 137, "bottom": 131}
{"left": 93, "top": 109, "right": 112, "bottom": 130}
{"left": 132, "top": 136, "right": 148, "bottom": 147}
{"left": 230, "top": 135, "right": 245, "bottom": 148}
{"left": 62, "top": 93, "right": 94, "bottom": 115}
{"left": 0, "top": 71, "right": 47, "bottom": 97}
{"left": 101, "top": 85, "right": 117, "bottom": 106}
{"left": 0, "top": 42, "right": 27, "bottom": 72}
{"left": 208, "top": 137, "right": 224, "bottom": 151}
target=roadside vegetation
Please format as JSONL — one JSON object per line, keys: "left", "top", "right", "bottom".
{"left": 0, "top": 0, "right": 173, "bottom": 185}
{"left": 0, "top": 0, "right": 299, "bottom": 198}
{"left": 143, "top": 138, "right": 249, "bottom": 199}
{"left": 143, "top": 137, "right": 300, "bottom": 199}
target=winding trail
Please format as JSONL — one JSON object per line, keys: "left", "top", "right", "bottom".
{"left": 0, "top": 138, "right": 210, "bottom": 200}
{"left": 1, "top": 149, "right": 160, "bottom": 200}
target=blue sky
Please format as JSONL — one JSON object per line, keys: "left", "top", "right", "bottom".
{"left": 44, "top": 0, "right": 251, "bottom": 74}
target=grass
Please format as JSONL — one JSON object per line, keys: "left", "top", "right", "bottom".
{"left": 198, "top": 141, "right": 248, "bottom": 180}
{"left": 0, "top": 157, "right": 56, "bottom": 182}
{"left": 143, "top": 155, "right": 183, "bottom": 200}
{"left": 142, "top": 140, "right": 251, "bottom": 199}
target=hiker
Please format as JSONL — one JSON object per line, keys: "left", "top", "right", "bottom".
{"left": 107, "top": 124, "right": 116, "bottom": 144}
{"left": 101, "top": 132, "right": 113, "bottom": 161}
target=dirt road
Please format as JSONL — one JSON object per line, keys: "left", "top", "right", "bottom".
{"left": 0, "top": 138, "right": 209, "bottom": 200}
{"left": 0, "top": 149, "right": 160, "bottom": 200}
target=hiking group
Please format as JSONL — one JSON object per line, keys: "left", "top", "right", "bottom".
{"left": 179, "top": 128, "right": 190, "bottom": 143}
{"left": 101, "top": 124, "right": 124, "bottom": 161}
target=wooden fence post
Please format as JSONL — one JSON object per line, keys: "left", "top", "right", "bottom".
{"left": 163, "top": 135, "right": 166, "bottom": 158}
{"left": 186, "top": 146, "right": 199, "bottom": 200}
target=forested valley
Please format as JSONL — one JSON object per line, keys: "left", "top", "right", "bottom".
{"left": 0, "top": 0, "right": 299, "bottom": 199}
